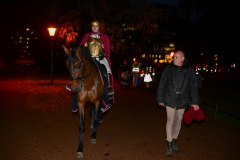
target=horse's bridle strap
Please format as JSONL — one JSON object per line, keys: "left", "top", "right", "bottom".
{"left": 71, "top": 70, "right": 91, "bottom": 81}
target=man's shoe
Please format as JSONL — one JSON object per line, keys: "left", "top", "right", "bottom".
{"left": 172, "top": 139, "right": 179, "bottom": 153}
{"left": 166, "top": 141, "right": 173, "bottom": 157}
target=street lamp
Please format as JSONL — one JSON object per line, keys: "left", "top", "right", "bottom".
{"left": 48, "top": 28, "right": 56, "bottom": 85}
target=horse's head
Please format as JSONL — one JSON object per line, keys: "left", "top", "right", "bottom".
{"left": 63, "top": 45, "right": 85, "bottom": 92}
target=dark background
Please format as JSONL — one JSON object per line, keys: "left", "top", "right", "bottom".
{"left": 0, "top": 0, "right": 237, "bottom": 73}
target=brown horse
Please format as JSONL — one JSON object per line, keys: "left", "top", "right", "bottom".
{"left": 63, "top": 45, "right": 104, "bottom": 159}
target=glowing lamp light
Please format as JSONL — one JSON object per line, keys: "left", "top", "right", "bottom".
{"left": 48, "top": 28, "right": 56, "bottom": 36}
{"left": 48, "top": 27, "right": 57, "bottom": 85}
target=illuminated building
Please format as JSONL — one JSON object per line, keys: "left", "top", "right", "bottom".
{"left": 10, "top": 28, "right": 38, "bottom": 64}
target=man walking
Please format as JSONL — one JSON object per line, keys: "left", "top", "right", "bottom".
{"left": 156, "top": 51, "right": 200, "bottom": 157}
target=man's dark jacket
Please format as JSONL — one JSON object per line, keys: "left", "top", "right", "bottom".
{"left": 156, "top": 59, "right": 199, "bottom": 109}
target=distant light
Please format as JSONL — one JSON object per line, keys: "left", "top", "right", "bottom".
{"left": 48, "top": 28, "right": 57, "bottom": 36}
{"left": 159, "top": 59, "right": 164, "bottom": 63}
{"left": 26, "top": 28, "right": 30, "bottom": 31}
{"left": 133, "top": 58, "right": 136, "bottom": 62}
{"left": 233, "top": 63, "right": 236, "bottom": 68}
{"left": 169, "top": 43, "right": 175, "bottom": 47}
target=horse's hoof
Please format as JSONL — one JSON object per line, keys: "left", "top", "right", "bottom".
{"left": 75, "top": 152, "right": 83, "bottom": 159}
{"left": 90, "top": 139, "right": 96, "bottom": 144}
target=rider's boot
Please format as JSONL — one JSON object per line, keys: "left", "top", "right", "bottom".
{"left": 107, "top": 73, "right": 114, "bottom": 96}
{"left": 108, "top": 86, "right": 114, "bottom": 96}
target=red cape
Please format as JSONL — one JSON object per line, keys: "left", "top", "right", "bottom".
{"left": 80, "top": 32, "right": 111, "bottom": 67}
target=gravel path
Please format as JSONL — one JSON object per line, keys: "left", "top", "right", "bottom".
{"left": 0, "top": 75, "right": 240, "bottom": 160}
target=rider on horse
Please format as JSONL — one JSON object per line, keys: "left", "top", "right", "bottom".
{"left": 71, "top": 20, "right": 114, "bottom": 113}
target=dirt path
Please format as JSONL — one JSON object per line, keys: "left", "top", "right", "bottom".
{"left": 0, "top": 76, "right": 240, "bottom": 160}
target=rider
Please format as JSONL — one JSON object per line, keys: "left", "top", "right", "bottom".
{"left": 76, "top": 20, "right": 114, "bottom": 113}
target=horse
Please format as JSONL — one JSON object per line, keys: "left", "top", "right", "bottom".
{"left": 63, "top": 45, "right": 104, "bottom": 159}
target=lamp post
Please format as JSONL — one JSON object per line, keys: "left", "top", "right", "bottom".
{"left": 48, "top": 28, "right": 56, "bottom": 85}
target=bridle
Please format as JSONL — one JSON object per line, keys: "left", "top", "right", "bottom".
{"left": 66, "top": 55, "right": 92, "bottom": 93}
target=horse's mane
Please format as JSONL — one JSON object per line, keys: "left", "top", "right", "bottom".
{"left": 80, "top": 45, "right": 96, "bottom": 68}
{"left": 68, "top": 47, "right": 77, "bottom": 63}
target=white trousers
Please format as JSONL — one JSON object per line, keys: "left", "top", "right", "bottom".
{"left": 166, "top": 106, "right": 185, "bottom": 142}
{"left": 96, "top": 57, "right": 111, "bottom": 74}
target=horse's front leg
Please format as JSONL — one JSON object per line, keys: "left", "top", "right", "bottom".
{"left": 90, "top": 102, "right": 100, "bottom": 144}
{"left": 76, "top": 104, "right": 85, "bottom": 159}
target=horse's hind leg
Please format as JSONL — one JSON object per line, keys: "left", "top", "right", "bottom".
{"left": 76, "top": 107, "right": 85, "bottom": 159}
{"left": 90, "top": 104, "right": 94, "bottom": 129}
{"left": 90, "top": 103, "right": 99, "bottom": 144}
{"left": 98, "top": 103, "right": 104, "bottom": 123}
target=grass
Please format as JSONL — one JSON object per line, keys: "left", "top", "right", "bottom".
{"left": 199, "top": 73, "right": 240, "bottom": 128}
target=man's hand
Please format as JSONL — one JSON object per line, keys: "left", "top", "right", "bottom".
{"left": 158, "top": 103, "right": 165, "bottom": 107}
{"left": 192, "top": 105, "right": 199, "bottom": 111}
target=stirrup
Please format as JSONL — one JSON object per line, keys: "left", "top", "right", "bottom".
{"left": 108, "top": 90, "right": 114, "bottom": 96}
{"left": 108, "top": 86, "right": 114, "bottom": 95}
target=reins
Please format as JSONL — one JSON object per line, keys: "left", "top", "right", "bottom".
{"left": 66, "top": 56, "right": 93, "bottom": 92}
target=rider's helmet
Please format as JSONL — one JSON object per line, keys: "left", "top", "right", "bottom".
{"left": 91, "top": 20, "right": 101, "bottom": 28}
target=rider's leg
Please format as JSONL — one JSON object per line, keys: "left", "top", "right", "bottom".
{"left": 99, "top": 64, "right": 111, "bottom": 113}
{"left": 99, "top": 58, "right": 114, "bottom": 95}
